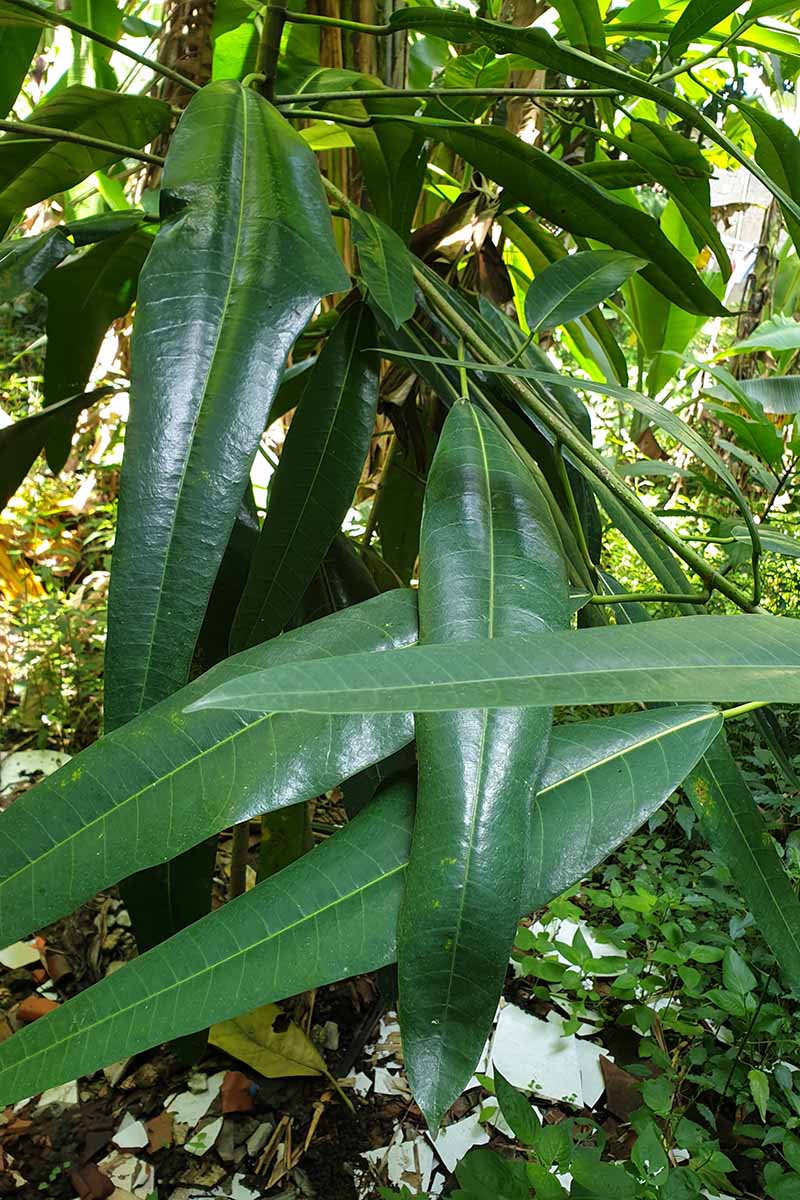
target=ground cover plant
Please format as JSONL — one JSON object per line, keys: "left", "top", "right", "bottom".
{"left": 2, "top": 0, "right": 800, "bottom": 1194}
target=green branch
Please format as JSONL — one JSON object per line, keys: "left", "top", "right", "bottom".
{"left": 283, "top": 10, "right": 390, "bottom": 35}
{"left": 2, "top": 0, "right": 200, "bottom": 93}
{"left": 275, "top": 85, "right": 616, "bottom": 105}
{"left": 0, "top": 118, "right": 166, "bottom": 166}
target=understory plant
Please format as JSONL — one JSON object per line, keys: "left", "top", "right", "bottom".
{"left": 1, "top": 0, "right": 800, "bottom": 1170}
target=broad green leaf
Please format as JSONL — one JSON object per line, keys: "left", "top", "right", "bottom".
{"left": 38, "top": 225, "right": 152, "bottom": 472}
{"left": 738, "top": 104, "right": 800, "bottom": 255}
{"left": 231, "top": 304, "right": 378, "bottom": 649}
{"left": 727, "top": 316, "right": 800, "bottom": 355}
{"left": 524, "top": 250, "right": 646, "bottom": 332}
{"left": 667, "top": 0, "right": 741, "bottom": 53}
{"left": 0, "top": 19, "right": 39, "bottom": 119}
{"left": 727, "top": 525, "right": 800, "bottom": 560}
{"left": 0, "top": 227, "right": 73, "bottom": 302}
{"left": 211, "top": 0, "right": 258, "bottom": 81}
{"left": 0, "top": 388, "right": 110, "bottom": 512}
{"left": 0, "top": 86, "right": 170, "bottom": 232}
{"left": 749, "top": 1069, "right": 770, "bottom": 1122}
{"left": 726, "top": 376, "right": 800, "bottom": 415}
{"left": 0, "top": 704, "right": 720, "bottom": 1105}
{"left": 351, "top": 209, "right": 415, "bottom": 329}
{"left": 397, "top": 116, "right": 725, "bottom": 317}
{"left": 387, "top": 10, "right": 800, "bottom": 228}
{"left": 67, "top": 0, "right": 121, "bottom": 90}
{"left": 684, "top": 730, "right": 800, "bottom": 993}
{"left": 527, "top": 704, "right": 723, "bottom": 905}
{"left": 494, "top": 1069, "right": 542, "bottom": 1146}
{"left": 104, "top": 80, "right": 348, "bottom": 729}
{"left": 399, "top": 402, "right": 569, "bottom": 1127}
{"left": 0, "top": 589, "right": 417, "bottom": 950}
{"left": 188, "top": 613, "right": 800, "bottom": 714}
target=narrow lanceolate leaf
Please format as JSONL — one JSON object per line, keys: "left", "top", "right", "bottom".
{"left": 684, "top": 731, "right": 800, "bottom": 993}
{"left": 104, "top": 80, "right": 348, "bottom": 730}
{"left": 231, "top": 304, "right": 378, "bottom": 650}
{"left": 188, "top": 613, "right": 800, "bottom": 714}
{"left": 0, "top": 227, "right": 73, "bottom": 303}
{"left": 0, "top": 590, "right": 417, "bottom": 950}
{"left": 351, "top": 209, "right": 415, "bottom": 329}
{"left": 38, "top": 225, "right": 152, "bottom": 472}
{"left": 0, "top": 87, "right": 170, "bottom": 231}
{"left": 524, "top": 251, "right": 646, "bottom": 333}
{"left": 738, "top": 103, "right": 800, "bottom": 254}
{"left": 0, "top": 389, "right": 111, "bottom": 513}
{"left": 0, "top": 706, "right": 721, "bottom": 1106}
{"left": 399, "top": 401, "right": 569, "bottom": 1128}
{"left": 409, "top": 119, "right": 725, "bottom": 317}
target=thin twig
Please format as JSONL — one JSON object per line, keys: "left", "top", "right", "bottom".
{"left": 0, "top": 118, "right": 166, "bottom": 165}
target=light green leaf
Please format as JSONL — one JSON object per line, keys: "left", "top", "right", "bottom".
{"left": 0, "top": 86, "right": 170, "bottom": 231}
{"left": 726, "top": 376, "right": 800, "bottom": 415}
{"left": 0, "top": 590, "right": 416, "bottom": 950}
{"left": 187, "top": 612, "right": 800, "bottom": 715}
{"left": 0, "top": 18, "right": 39, "bottom": 119}
{"left": 399, "top": 401, "right": 569, "bottom": 1127}
{"left": 667, "top": 0, "right": 741, "bottom": 52}
{"left": 211, "top": 0, "right": 258, "bottom": 81}
{"left": 550, "top": 0, "right": 606, "bottom": 54}
{"left": 524, "top": 250, "right": 646, "bottom": 332}
{"left": 105, "top": 81, "right": 348, "bottom": 730}
{"left": 351, "top": 209, "right": 415, "bottom": 329}
{"left": 728, "top": 315, "right": 800, "bottom": 355}
{"left": 0, "top": 703, "right": 720, "bottom": 1106}
{"left": 749, "top": 1068, "right": 770, "bottom": 1121}
{"left": 739, "top": 104, "right": 800, "bottom": 254}
{"left": 231, "top": 303, "right": 378, "bottom": 649}
{"left": 67, "top": 0, "right": 121, "bottom": 90}
{"left": 723, "top": 946, "right": 757, "bottom": 996}
{"left": 38, "top": 225, "right": 152, "bottom": 472}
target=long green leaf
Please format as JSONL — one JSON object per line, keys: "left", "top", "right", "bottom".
{"left": 0, "top": 226, "right": 73, "bottom": 302}
{"left": 684, "top": 730, "right": 800, "bottom": 993}
{"left": 0, "top": 86, "right": 170, "bottom": 231}
{"left": 188, "top": 613, "right": 800, "bottom": 714}
{"left": 231, "top": 304, "right": 377, "bottom": 649}
{"left": 38, "top": 225, "right": 152, "bottom": 472}
{"left": 351, "top": 209, "right": 415, "bottom": 329}
{"left": 399, "top": 401, "right": 569, "bottom": 1127}
{"left": 67, "top": 0, "right": 121, "bottom": 89}
{"left": 0, "top": 19, "right": 39, "bottom": 118}
{"left": 667, "top": 0, "right": 741, "bottom": 52}
{"left": 0, "top": 388, "right": 110, "bottom": 512}
{"left": 0, "top": 590, "right": 416, "bottom": 950}
{"left": 104, "top": 80, "right": 348, "bottom": 729}
{"left": 725, "top": 376, "right": 800, "bottom": 415}
{"left": 387, "top": 10, "right": 800, "bottom": 228}
{"left": 0, "top": 704, "right": 721, "bottom": 1106}
{"left": 394, "top": 116, "right": 725, "bottom": 317}
{"left": 524, "top": 250, "right": 646, "bottom": 333}
{"left": 738, "top": 103, "right": 800, "bottom": 255}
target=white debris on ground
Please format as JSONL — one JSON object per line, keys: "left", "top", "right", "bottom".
{"left": 165, "top": 1070, "right": 226, "bottom": 1126}
{"left": 491, "top": 1003, "right": 612, "bottom": 1108}
{"left": 98, "top": 1149, "right": 156, "bottom": 1198}
{"left": 432, "top": 1110, "right": 490, "bottom": 1171}
{"left": 112, "top": 1112, "right": 150, "bottom": 1150}
{"left": 35, "top": 1080, "right": 79, "bottom": 1108}
{"left": 0, "top": 940, "right": 40, "bottom": 969}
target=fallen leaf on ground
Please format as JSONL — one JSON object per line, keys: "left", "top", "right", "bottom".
{"left": 69, "top": 1163, "right": 114, "bottom": 1200}
{"left": 210, "top": 1003, "right": 326, "bottom": 1079}
{"left": 17, "top": 995, "right": 58, "bottom": 1024}
{"left": 600, "top": 1057, "right": 643, "bottom": 1121}
{"left": 221, "top": 1070, "right": 254, "bottom": 1113}
{"left": 146, "top": 1110, "right": 173, "bottom": 1152}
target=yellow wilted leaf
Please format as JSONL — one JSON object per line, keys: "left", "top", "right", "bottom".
{"left": 209, "top": 1003, "right": 327, "bottom": 1080}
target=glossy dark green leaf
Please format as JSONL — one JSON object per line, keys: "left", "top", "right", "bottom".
{"left": 351, "top": 209, "right": 415, "bottom": 329}
{"left": 408, "top": 117, "right": 725, "bottom": 317}
{"left": 684, "top": 731, "right": 800, "bottom": 994}
{"left": 494, "top": 1069, "right": 541, "bottom": 1146}
{"left": 0, "top": 703, "right": 720, "bottom": 1106}
{"left": 0, "top": 226, "right": 73, "bottom": 302}
{"left": 399, "top": 402, "right": 569, "bottom": 1127}
{"left": 0, "top": 19, "right": 39, "bottom": 118}
{"left": 739, "top": 103, "right": 800, "bottom": 254}
{"left": 524, "top": 250, "right": 646, "bottom": 332}
{"left": 668, "top": 0, "right": 741, "bottom": 53}
{"left": 0, "top": 86, "right": 170, "bottom": 231}
{"left": 189, "top": 612, "right": 800, "bottom": 714}
{"left": 0, "top": 590, "right": 417, "bottom": 950}
{"left": 231, "top": 303, "right": 378, "bottom": 650}
{"left": 38, "top": 225, "right": 152, "bottom": 472}
{"left": 105, "top": 80, "right": 348, "bottom": 730}
{"left": 387, "top": 10, "right": 800, "bottom": 228}
{"left": 0, "top": 388, "right": 110, "bottom": 512}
